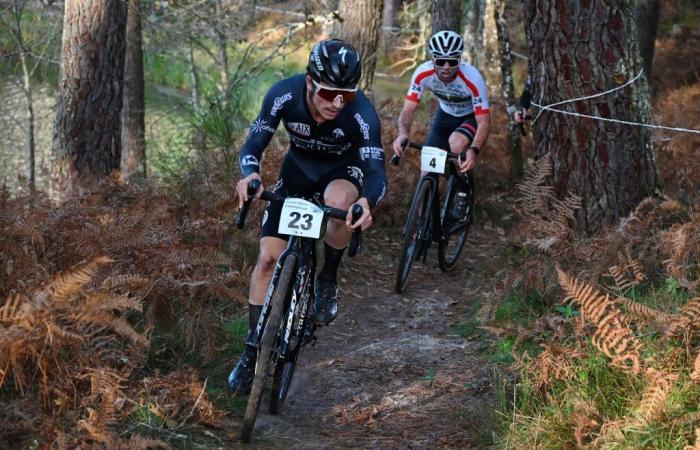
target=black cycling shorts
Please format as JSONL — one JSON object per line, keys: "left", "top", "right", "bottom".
{"left": 424, "top": 109, "right": 478, "bottom": 151}
{"left": 260, "top": 153, "right": 364, "bottom": 240}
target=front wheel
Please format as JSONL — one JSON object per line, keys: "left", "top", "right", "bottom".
{"left": 395, "top": 178, "right": 434, "bottom": 293}
{"left": 241, "top": 254, "right": 297, "bottom": 443}
{"left": 438, "top": 173, "right": 473, "bottom": 271}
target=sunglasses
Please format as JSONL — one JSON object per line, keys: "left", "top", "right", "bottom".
{"left": 312, "top": 80, "right": 357, "bottom": 103}
{"left": 434, "top": 58, "right": 460, "bottom": 68}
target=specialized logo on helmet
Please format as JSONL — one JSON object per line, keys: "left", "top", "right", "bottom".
{"left": 241, "top": 155, "right": 259, "bottom": 167}
{"left": 313, "top": 45, "right": 324, "bottom": 71}
{"left": 271, "top": 92, "right": 292, "bottom": 117}
{"left": 332, "top": 128, "right": 345, "bottom": 139}
{"left": 339, "top": 47, "right": 348, "bottom": 63}
{"left": 353, "top": 113, "right": 370, "bottom": 140}
{"left": 251, "top": 118, "right": 276, "bottom": 134}
{"left": 347, "top": 166, "right": 364, "bottom": 184}
{"left": 288, "top": 122, "right": 310, "bottom": 136}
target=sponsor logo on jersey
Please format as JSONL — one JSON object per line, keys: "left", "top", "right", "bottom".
{"left": 360, "top": 146, "right": 384, "bottom": 161}
{"left": 270, "top": 179, "right": 284, "bottom": 193}
{"left": 332, "top": 128, "right": 345, "bottom": 139}
{"left": 290, "top": 135, "right": 352, "bottom": 155}
{"left": 271, "top": 92, "right": 292, "bottom": 117}
{"left": 241, "top": 155, "right": 259, "bottom": 167}
{"left": 354, "top": 113, "right": 370, "bottom": 140}
{"left": 251, "top": 118, "right": 276, "bottom": 134}
{"left": 288, "top": 122, "right": 311, "bottom": 136}
{"left": 347, "top": 166, "right": 364, "bottom": 184}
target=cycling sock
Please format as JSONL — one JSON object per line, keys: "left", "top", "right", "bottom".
{"left": 318, "top": 242, "right": 346, "bottom": 282}
{"left": 248, "top": 303, "right": 263, "bottom": 337}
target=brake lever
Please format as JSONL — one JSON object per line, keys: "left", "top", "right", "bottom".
{"left": 347, "top": 204, "right": 363, "bottom": 257}
{"left": 236, "top": 179, "right": 261, "bottom": 229}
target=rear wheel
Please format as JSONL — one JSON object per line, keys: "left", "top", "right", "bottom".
{"left": 395, "top": 178, "right": 434, "bottom": 293}
{"left": 438, "top": 173, "right": 473, "bottom": 271}
{"left": 241, "top": 254, "right": 297, "bottom": 443}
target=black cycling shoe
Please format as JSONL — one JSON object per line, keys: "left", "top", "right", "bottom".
{"left": 227, "top": 345, "right": 256, "bottom": 394}
{"left": 311, "top": 278, "right": 338, "bottom": 324}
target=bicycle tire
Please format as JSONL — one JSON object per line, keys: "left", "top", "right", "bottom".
{"left": 438, "top": 173, "right": 473, "bottom": 271}
{"left": 395, "top": 178, "right": 433, "bottom": 293}
{"left": 269, "top": 292, "right": 308, "bottom": 414}
{"left": 241, "top": 254, "right": 298, "bottom": 443}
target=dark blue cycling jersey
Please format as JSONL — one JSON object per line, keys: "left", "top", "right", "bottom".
{"left": 238, "top": 74, "right": 387, "bottom": 207}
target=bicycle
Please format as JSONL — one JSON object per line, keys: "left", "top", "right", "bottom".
{"left": 235, "top": 179, "right": 363, "bottom": 443}
{"left": 391, "top": 140, "right": 474, "bottom": 293}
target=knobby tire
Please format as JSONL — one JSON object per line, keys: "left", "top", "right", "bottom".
{"left": 395, "top": 179, "right": 433, "bottom": 293}
{"left": 241, "top": 254, "right": 298, "bottom": 443}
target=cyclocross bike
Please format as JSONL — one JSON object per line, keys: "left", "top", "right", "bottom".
{"left": 391, "top": 140, "right": 474, "bottom": 293}
{"left": 236, "top": 179, "right": 363, "bottom": 443}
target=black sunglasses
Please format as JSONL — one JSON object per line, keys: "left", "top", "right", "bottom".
{"left": 434, "top": 58, "right": 460, "bottom": 68}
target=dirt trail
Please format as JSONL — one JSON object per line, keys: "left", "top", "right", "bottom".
{"left": 240, "top": 221, "right": 507, "bottom": 449}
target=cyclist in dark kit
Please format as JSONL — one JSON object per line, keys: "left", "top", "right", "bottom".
{"left": 228, "top": 39, "right": 388, "bottom": 393}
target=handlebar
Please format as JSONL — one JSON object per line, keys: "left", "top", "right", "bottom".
{"left": 236, "top": 180, "right": 365, "bottom": 257}
{"left": 390, "top": 139, "right": 465, "bottom": 166}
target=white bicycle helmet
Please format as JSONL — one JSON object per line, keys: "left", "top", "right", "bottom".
{"left": 428, "top": 30, "right": 464, "bottom": 58}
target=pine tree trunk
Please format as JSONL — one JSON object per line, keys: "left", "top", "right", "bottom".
{"left": 463, "top": 0, "right": 484, "bottom": 66}
{"left": 52, "top": 0, "right": 127, "bottom": 192}
{"left": 495, "top": 0, "right": 522, "bottom": 181}
{"left": 121, "top": 0, "right": 146, "bottom": 180}
{"left": 523, "top": 0, "right": 656, "bottom": 234}
{"left": 337, "top": 0, "right": 384, "bottom": 94}
{"left": 431, "top": 0, "right": 461, "bottom": 33}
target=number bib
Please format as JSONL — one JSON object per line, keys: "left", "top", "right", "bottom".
{"left": 279, "top": 198, "right": 324, "bottom": 238}
{"left": 420, "top": 146, "right": 448, "bottom": 173}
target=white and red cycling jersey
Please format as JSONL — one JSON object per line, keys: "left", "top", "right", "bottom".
{"left": 406, "top": 60, "right": 490, "bottom": 117}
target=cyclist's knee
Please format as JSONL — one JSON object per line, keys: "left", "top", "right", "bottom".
{"left": 448, "top": 132, "right": 470, "bottom": 153}
{"left": 256, "top": 248, "right": 279, "bottom": 274}
{"left": 324, "top": 189, "right": 356, "bottom": 210}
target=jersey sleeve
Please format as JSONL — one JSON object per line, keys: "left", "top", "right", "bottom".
{"left": 405, "top": 64, "right": 428, "bottom": 103}
{"left": 464, "top": 66, "right": 490, "bottom": 115}
{"left": 238, "top": 80, "right": 292, "bottom": 176}
{"left": 354, "top": 102, "right": 388, "bottom": 208}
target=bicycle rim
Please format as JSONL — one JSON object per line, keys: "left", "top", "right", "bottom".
{"left": 396, "top": 180, "right": 432, "bottom": 293}
{"left": 241, "top": 254, "right": 297, "bottom": 443}
{"left": 438, "top": 178, "right": 473, "bottom": 271}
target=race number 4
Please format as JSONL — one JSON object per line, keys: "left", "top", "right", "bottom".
{"left": 279, "top": 198, "right": 324, "bottom": 238}
{"left": 421, "top": 146, "right": 447, "bottom": 174}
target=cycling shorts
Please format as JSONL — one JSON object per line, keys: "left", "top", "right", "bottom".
{"left": 424, "top": 109, "right": 478, "bottom": 151}
{"left": 260, "top": 153, "right": 364, "bottom": 240}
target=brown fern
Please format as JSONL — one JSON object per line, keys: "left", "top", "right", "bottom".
{"left": 635, "top": 368, "right": 678, "bottom": 424}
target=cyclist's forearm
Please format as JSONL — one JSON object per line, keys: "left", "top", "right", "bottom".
{"left": 471, "top": 114, "right": 491, "bottom": 151}
{"left": 398, "top": 107, "right": 414, "bottom": 136}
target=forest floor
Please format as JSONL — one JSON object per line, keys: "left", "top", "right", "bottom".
{"left": 235, "top": 206, "right": 511, "bottom": 449}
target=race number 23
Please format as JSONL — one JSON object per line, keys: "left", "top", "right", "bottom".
{"left": 279, "top": 198, "right": 324, "bottom": 238}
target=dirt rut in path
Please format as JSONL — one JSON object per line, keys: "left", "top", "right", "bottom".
{"left": 246, "top": 229, "right": 502, "bottom": 449}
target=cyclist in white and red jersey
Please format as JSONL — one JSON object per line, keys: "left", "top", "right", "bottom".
{"left": 392, "top": 31, "right": 491, "bottom": 218}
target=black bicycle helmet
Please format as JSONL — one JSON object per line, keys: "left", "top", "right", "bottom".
{"left": 307, "top": 39, "right": 362, "bottom": 89}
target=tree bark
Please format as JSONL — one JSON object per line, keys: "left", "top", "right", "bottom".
{"left": 52, "top": 0, "right": 127, "bottom": 192}
{"left": 188, "top": 39, "right": 202, "bottom": 112}
{"left": 494, "top": 0, "right": 522, "bottom": 181}
{"left": 634, "top": 0, "right": 660, "bottom": 79}
{"left": 121, "top": 0, "right": 146, "bottom": 180}
{"left": 431, "top": 0, "right": 461, "bottom": 33}
{"left": 463, "top": 0, "right": 484, "bottom": 66}
{"left": 523, "top": 0, "right": 656, "bottom": 234}
{"left": 336, "top": 0, "right": 384, "bottom": 95}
